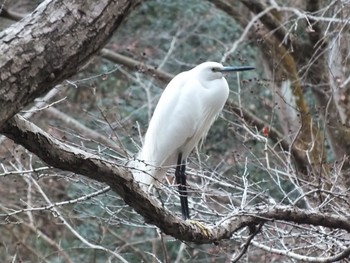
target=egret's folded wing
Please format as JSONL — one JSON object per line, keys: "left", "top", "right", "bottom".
{"left": 141, "top": 72, "right": 202, "bottom": 168}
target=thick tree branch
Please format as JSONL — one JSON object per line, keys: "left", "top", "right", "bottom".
{"left": 0, "top": 115, "right": 211, "bottom": 243}
{"left": 0, "top": 0, "right": 141, "bottom": 127}
{"left": 1, "top": 115, "right": 350, "bottom": 244}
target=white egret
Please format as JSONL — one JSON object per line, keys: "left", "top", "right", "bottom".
{"left": 132, "top": 61, "right": 254, "bottom": 219}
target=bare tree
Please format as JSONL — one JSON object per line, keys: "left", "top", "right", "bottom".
{"left": 1, "top": 0, "right": 350, "bottom": 262}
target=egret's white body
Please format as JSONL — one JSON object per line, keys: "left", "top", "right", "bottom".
{"left": 131, "top": 61, "right": 254, "bottom": 219}
{"left": 133, "top": 62, "right": 228, "bottom": 185}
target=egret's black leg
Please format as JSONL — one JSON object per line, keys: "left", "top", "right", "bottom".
{"left": 180, "top": 161, "right": 190, "bottom": 219}
{"left": 175, "top": 153, "right": 190, "bottom": 220}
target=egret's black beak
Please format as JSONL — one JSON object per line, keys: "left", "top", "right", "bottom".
{"left": 220, "top": 66, "right": 255, "bottom": 72}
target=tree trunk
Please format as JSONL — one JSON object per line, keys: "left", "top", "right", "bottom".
{"left": 0, "top": 0, "right": 141, "bottom": 127}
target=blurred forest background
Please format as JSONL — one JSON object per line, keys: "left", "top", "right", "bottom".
{"left": 1, "top": 0, "right": 350, "bottom": 262}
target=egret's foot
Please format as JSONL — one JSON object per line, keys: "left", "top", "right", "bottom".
{"left": 186, "top": 220, "right": 212, "bottom": 238}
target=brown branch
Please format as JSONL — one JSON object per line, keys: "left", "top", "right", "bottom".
{"left": 1, "top": 115, "right": 350, "bottom": 244}
{"left": 100, "top": 49, "right": 173, "bottom": 83}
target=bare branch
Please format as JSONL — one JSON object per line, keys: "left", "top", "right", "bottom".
{"left": 1, "top": 115, "right": 350, "bottom": 244}
{"left": 100, "top": 49, "right": 173, "bottom": 83}
{"left": 45, "top": 107, "right": 126, "bottom": 155}
{"left": 230, "top": 222, "right": 264, "bottom": 262}
{"left": 252, "top": 239, "right": 350, "bottom": 263}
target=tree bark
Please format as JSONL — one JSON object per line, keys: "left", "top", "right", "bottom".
{"left": 0, "top": 0, "right": 141, "bottom": 127}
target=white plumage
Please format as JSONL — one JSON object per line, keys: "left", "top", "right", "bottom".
{"left": 131, "top": 61, "right": 254, "bottom": 219}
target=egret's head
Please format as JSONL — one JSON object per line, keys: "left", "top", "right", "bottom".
{"left": 193, "top": 61, "right": 255, "bottom": 81}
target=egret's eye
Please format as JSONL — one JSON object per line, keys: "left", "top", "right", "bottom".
{"left": 211, "top": 67, "right": 217, "bottom": 72}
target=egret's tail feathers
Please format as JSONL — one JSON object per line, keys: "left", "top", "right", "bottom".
{"left": 128, "top": 158, "right": 155, "bottom": 189}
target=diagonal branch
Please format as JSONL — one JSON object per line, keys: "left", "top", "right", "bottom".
{"left": 0, "top": 115, "right": 207, "bottom": 242}
{"left": 230, "top": 222, "right": 264, "bottom": 262}
{"left": 100, "top": 49, "right": 173, "bottom": 83}
{"left": 1, "top": 115, "right": 350, "bottom": 244}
